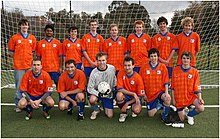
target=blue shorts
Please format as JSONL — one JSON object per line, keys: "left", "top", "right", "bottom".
{"left": 124, "top": 94, "right": 143, "bottom": 106}
{"left": 76, "top": 63, "right": 82, "bottom": 70}
{"left": 133, "top": 67, "right": 140, "bottom": 73}
{"left": 167, "top": 67, "right": 173, "bottom": 78}
{"left": 177, "top": 104, "right": 193, "bottom": 112}
{"left": 84, "top": 67, "right": 94, "bottom": 77}
{"left": 48, "top": 72, "right": 60, "bottom": 81}
{"left": 146, "top": 92, "right": 164, "bottom": 110}
{"left": 59, "top": 94, "right": 77, "bottom": 102}
{"left": 28, "top": 94, "right": 45, "bottom": 105}
{"left": 87, "top": 93, "right": 113, "bottom": 109}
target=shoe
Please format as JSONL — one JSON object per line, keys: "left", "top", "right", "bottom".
{"left": 131, "top": 112, "right": 138, "bottom": 118}
{"left": 25, "top": 112, "right": 33, "bottom": 121}
{"left": 184, "top": 107, "right": 189, "bottom": 116}
{"left": 161, "top": 117, "right": 172, "bottom": 126}
{"left": 90, "top": 110, "right": 100, "bottom": 120}
{"left": 43, "top": 111, "right": 51, "bottom": 119}
{"left": 187, "top": 116, "right": 194, "bottom": 125}
{"left": 15, "top": 107, "right": 22, "bottom": 113}
{"left": 119, "top": 113, "right": 128, "bottom": 122}
{"left": 67, "top": 108, "right": 73, "bottom": 115}
{"left": 77, "top": 113, "right": 84, "bottom": 121}
{"left": 99, "top": 105, "right": 104, "bottom": 111}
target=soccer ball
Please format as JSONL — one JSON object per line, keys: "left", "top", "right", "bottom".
{"left": 98, "top": 81, "right": 111, "bottom": 97}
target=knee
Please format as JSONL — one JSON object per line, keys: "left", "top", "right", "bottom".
{"left": 59, "top": 103, "right": 67, "bottom": 111}
{"left": 116, "top": 92, "right": 124, "bottom": 102}
{"left": 18, "top": 99, "right": 27, "bottom": 109}
{"left": 197, "top": 105, "right": 205, "bottom": 113}
{"left": 76, "top": 93, "right": 85, "bottom": 102}
{"left": 89, "top": 95, "right": 97, "bottom": 105}
{"left": 148, "top": 109, "right": 156, "bottom": 117}
{"left": 48, "top": 100, "right": 55, "bottom": 107}
{"left": 132, "top": 104, "right": 142, "bottom": 114}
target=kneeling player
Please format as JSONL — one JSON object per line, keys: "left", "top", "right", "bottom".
{"left": 171, "top": 51, "right": 204, "bottom": 125}
{"left": 87, "top": 52, "right": 116, "bottom": 120}
{"left": 58, "top": 59, "right": 86, "bottom": 121}
{"left": 139, "top": 48, "right": 171, "bottom": 124}
{"left": 116, "top": 56, "right": 145, "bottom": 122}
{"left": 18, "top": 58, "right": 54, "bottom": 120}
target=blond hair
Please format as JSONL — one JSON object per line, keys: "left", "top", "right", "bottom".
{"left": 109, "top": 23, "right": 118, "bottom": 31}
{"left": 134, "top": 20, "right": 144, "bottom": 27}
{"left": 181, "top": 17, "right": 194, "bottom": 27}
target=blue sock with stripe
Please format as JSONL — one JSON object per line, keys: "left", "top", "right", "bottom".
{"left": 187, "top": 108, "right": 199, "bottom": 117}
{"left": 162, "top": 105, "right": 170, "bottom": 120}
{"left": 77, "top": 102, "right": 85, "bottom": 114}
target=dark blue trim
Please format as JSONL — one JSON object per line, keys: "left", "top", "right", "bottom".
{"left": 20, "top": 32, "right": 29, "bottom": 39}
{"left": 172, "top": 48, "right": 179, "bottom": 50}
{"left": 8, "top": 50, "right": 15, "bottom": 52}
{"left": 134, "top": 32, "right": 144, "bottom": 38}
{"left": 159, "top": 32, "right": 168, "bottom": 36}
{"left": 117, "top": 88, "right": 124, "bottom": 91}
{"left": 68, "top": 37, "right": 78, "bottom": 43}
{"left": 45, "top": 92, "right": 52, "bottom": 95}
{"left": 183, "top": 31, "right": 192, "bottom": 37}
{"left": 89, "top": 32, "right": 98, "bottom": 38}
{"left": 149, "top": 62, "right": 159, "bottom": 70}
{"left": 37, "top": 56, "right": 42, "bottom": 59}
{"left": 32, "top": 70, "right": 42, "bottom": 78}
{"left": 126, "top": 71, "right": 135, "bottom": 78}
{"left": 194, "top": 92, "right": 201, "bottom": 94}
{"left": 82, "top": 50, "right": 86, "bottom": 52}
{"left": 110, "top": 36, "right": 119, "bottom": 42}
{"left": 68, "top": 73, "right": 75, "bottom": 79}
{"left": 180, "top": 65, "right": 191, "bottom": 72}
{"left": 44, "top": 38, "right": 54, "bottom": 42}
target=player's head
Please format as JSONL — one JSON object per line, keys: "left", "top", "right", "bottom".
{"left": 19, "top": 19, "right": 29, "bottom": 33}
{"left": 124, "top": 56, "right": 135, "bottom": 75}
{"left": 134, "top": 20, "right": 144, "bottom": 34}
{"left": 157, "top": 16, "right": 168, "bottom": 32}
{"left": 32, "top": 58, "right": 42, "bottom": 75}
{"left": 181, "top": 17, "right": 194, "bottom": 33}
{"left": 68, "top": 26, "right": 78, "bottom": 39}
{"left": 109, "top": 23, "right": 118, "bottom": 37}
{"left": 65, "top": 59, "right": 77, "bottom": 75}
{"left": 148, "top": 48, "right": 159, "bottom": 65}
{"left": 44, "top": 24, "right": 54, "bottom": 37}
{"left": 181, "top": 51, "right": 192, "bottom": 66}
{"left": 89, "top": 19, "right": 98, "bottom": 32}
{"left": 96, "top": 52, "right": 108, "bottom": 70}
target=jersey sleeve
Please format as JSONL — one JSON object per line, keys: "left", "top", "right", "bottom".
{"left": 36, "top": 41, "right": 42, "bottom": 57}
{"left": 194, "top": 69, "right": 201, "bottom": 93}
{"left": 195, "top": 33, "right": 200, "bottom": 53}
{"left": 162, "top": 65, "right": 170, "bottom": 86}
{"left": 8, "top": 36, "right": 15, "bottom": 52}
{"left": 87, "top": 71, "right": 99, "bottom": 96}
{"left": 31, "top": 35, "right": 37, "bottom": 52}
{"left": 20, "top": 72, "right": 29, "bottom": 92}
{"left": 78, "top": 71, "right": 87, "bottom": 91}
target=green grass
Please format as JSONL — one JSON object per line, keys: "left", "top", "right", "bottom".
{"left": 1, "top": 88, "right": 219, "bottom": 138}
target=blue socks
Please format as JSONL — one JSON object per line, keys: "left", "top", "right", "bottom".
{"left": 187, "top": 108, "right": 199, "bottom": 117}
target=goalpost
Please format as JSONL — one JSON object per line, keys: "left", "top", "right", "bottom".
{"left": 1, "top": 0, "right": 219, "bottom": 89}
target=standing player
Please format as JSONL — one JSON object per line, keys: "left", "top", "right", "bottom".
{"left": 82, "top": 20, "right": 104, "bottom": 77}
{"left": 58, "top": 59, "right": 86, "bottom": 121}
{"left": 8, "top": 18, "right": 37, "bottom": 112}
{"left": 151, "top": 16, "right": 178, "bottom": 78}
{"left": 36, "top": 24, "right": 63, "bottom": 87}
{"left": 87, "top": 52, "right": 116, "bottom": 120}
{"left": 171, "top": 51, "right": 204, "bottom": 125}
{"left": 127, "top": 20, "right": 151, "bottom": 73}
{"left": 176, "top": 17, "right": 200, "bottom": 67}
{"left": 139, "top": 48, "right": 171, "bottom": 124}
{"left": 18, "top": 58, "right": 54, "bottom": 120}
{"left": 116, "top": 56, "right": 145, "bottom": 122}
{"left": 62, "top": 26, "right": 84, "bottom": 70}
{"left": 103, "top": 23, "right": 127, "bottom": 75}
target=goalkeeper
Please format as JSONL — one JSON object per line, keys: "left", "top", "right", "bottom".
{"left": 18, "top": 58, "right": 54, "bottom": 120}
{"left": 116, "top": 56, "right": 145, "bottom": 123}
{"left": 87, "top": 52, "right": 116, "bottom": 120}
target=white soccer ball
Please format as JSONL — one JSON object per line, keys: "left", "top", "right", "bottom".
{"left": 98, "top": 81, "right": 111, "bottom": 95}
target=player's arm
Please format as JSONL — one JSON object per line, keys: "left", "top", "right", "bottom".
{"left": 82, "top": 51, "right": 96, "bottom": 67}
{"left": 118, "top": 88, "right": 140, "bottom": 104}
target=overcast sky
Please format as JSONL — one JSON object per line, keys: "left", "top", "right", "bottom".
{"left": 3, "top": 0, "right": 190, "bottom": 25}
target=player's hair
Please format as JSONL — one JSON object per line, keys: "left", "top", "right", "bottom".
{"left": 68, "top": 26, "right": 78, "bottom": 33}
{"left": 181, "top": 17, "right": 194, "bottom": 27}
{"left": 124, "top": 56, "right": 134, "bottom": 65}
{"left": 157, "top": 16, "right": 168, "bottom": 25}
{"left": 148, "top": 48, "right": 160, "bottom": 58}
{"left": 96, "top": 52, "right": 108, "bottom": 60}
{"left": 109, "top": 23, "right": 118, "bottom": 31}
{"left": 44, "top": 24, "right": 54, "bottom": 32}
{"left": 89, "top": 19, "right": 98, "bottom": 26}
{"left": 65, "top": 59, "right": 76, "bottom": 67}
{"left": 18, "top": 19, "right": 29, "bottom": 26}
{"left": 181, "top": 51, "right": 192, "bottom": 60}
{"left": 32, "top": 57, "right": 42, "bottom": 64}
{"left": 134, "top": 20, "right": 144, "bottom": 27}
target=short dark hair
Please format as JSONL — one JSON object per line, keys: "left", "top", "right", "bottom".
{"left": 157, "top": 16, "right": 168, "bottom": 26}
{"left": 18, "top": 19, "right": 29, "bottom": 26}
{"left": 96, "top": 52, "right": 107, "bottom": 60}
{"left": 68, "top": 26, "right": 78, "bottom": 33}
{"left": 181, "top": 51, "right": 192, "bottom": 60}
{"left": 32, "top": 57, "right": 42, "bottom": 64}
{"left": 44, "top": 24, "right": 54, "bottom": 32}
{"left": 65, "top": 59, "right": 76, "bottom": 67}
{"left": 148, "top": 48, "right": 160, "bottom": 58}
{"left": 89, "top": 19, "right": 98, "bottom": 25}
{"left": 124, "top": 56, "right": 134, "bottom": 65}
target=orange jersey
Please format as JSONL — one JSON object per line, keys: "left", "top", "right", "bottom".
{"left": 8, "top": 33, "right": 36, "bottom": 70}
{"left": 82, "top": 33, "right": 104, "bottom": 67}
{"left": 58, "top": 70, "right": 86, "bottom": 93}
{"left": 171, "top": 66, "right": 201, "bottom": 109}
{"left": 152, "top": 32, "right": 178, "bottom": 67}
{"left": 36, "top": 38, "right": 63, "bottom": 72}
{"left": 176, "top": 32, "right": 200, "bottom": 66}
{"left": 103, "top": 36, "right": 127, "bottom": 71}
{"left": 117, "top": 70, "right": 145, "bottom": 96}
{"left": 20, "top": 70, "right": 53, "bottom": 97}
{"left": 127, "top": 33, "right": 151, "bottom": 67}
{"left": 139, "top": 62, "right": 169, "bottom": 102}
{"left": 63, "top": 38, "right": 83, "bottom": 63}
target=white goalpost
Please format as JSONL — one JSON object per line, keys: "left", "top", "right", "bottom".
{"left": 1, "top": 0, "right": 219, "bottom": 89}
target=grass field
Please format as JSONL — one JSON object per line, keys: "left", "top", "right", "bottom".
{"left": 1, "top": 88, "right": 219, "bottom": 138}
